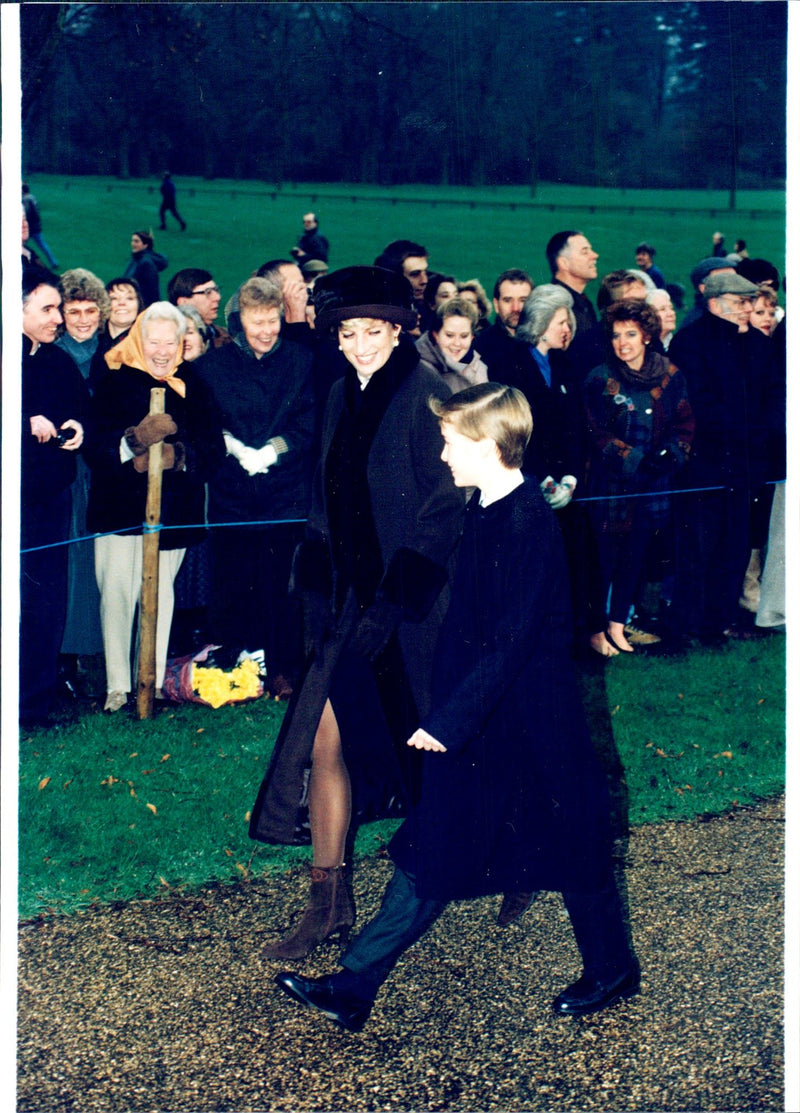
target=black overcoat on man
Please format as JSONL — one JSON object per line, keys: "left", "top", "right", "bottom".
{"left": 667, "top": 311, "right": 771, "bottom": 638}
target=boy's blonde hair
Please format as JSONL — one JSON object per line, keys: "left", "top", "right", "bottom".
{"left": 430, "top": 382, "right": 532, "bottom": 469}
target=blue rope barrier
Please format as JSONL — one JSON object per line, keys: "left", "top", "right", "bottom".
{"left": 18, "top": 484, "right": 783, "bottom": 556}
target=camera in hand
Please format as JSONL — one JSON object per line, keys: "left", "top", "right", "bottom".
{"left": 54, "top": 429, "right": 70, "bottom": 446}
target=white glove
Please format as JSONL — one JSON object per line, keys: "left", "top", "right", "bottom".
{"left": 541, "top": 475, "right": 577, "bottom": 510}
{"left": 224, "top": 433, "right": 277, "bottom": 476}
{"left": 223, "top": 431, "right": 248, "bottom": 461}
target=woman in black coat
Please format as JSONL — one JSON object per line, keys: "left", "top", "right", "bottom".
{"left": 193, "top": 278, "right": 316, "bottom": 694}
{"left": 274, "top": 384, "right": 638, "bottom": 1031}
{"left": 251, "top": 267, "right": 464, "bottom": 960}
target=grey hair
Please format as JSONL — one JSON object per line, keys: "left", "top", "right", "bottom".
{"left": 141, "top": 300, "right": 187, "bottom": 340}
{"left": 178, "top": 303, "right": 207, "bottom": 335}
{"left": 626, "top": 268, "right": 657, "bottom": 292}
{"left": 645, "top": 288, "right": 672, "bottom": 309}
{"left": 516, "top": 284, "right": 576, "bottom": 346}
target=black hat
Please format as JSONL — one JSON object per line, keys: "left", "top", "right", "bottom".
{"left": 312, "top": 266, "right": 417, "bottom": 331}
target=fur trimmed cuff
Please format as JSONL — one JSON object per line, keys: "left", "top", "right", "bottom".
{"left": 377, "top": 547, "right": 448, "bottom": 622}
{"left": 124, "top": 427, "right": 148, "bottom": 456}
{"left": 289, "top": 538, "right": 333, "bottom": 598}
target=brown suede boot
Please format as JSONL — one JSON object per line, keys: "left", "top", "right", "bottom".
{"left": 262, "top": 864, "right": 356, "bottom": 960}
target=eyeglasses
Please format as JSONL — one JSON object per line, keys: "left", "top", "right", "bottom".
{"left": 64, "top": 306, "right": 100, "bottom": 318}
{"left": 191, "top": 285, "right": 220, "bottom": 297}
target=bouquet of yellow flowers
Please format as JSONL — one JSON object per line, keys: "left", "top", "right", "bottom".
{"left": 162, "top": 645, "right": 265, "bottom": 707}
{"left": 193, "top": 656, "right": 263, "bottom": 708}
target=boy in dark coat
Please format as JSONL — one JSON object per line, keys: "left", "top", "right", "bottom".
{"left": 275, "top": 383, "right": 639, "bottom": 1030}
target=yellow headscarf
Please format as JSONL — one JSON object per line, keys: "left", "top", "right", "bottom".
{"left": 105, "top": 309, "right": 186, "bottom": 397}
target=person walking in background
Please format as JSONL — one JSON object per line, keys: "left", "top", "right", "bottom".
{"left": 274, "top": 383, "right": 639, "bottom": 1031}
{"left": 22, "top": 182, "right": 59, "bottom": 269}
{"left": 158, "top": 172, "right": 186, "bottom": 231}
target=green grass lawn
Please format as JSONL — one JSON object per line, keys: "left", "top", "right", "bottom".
{"left": 18, "top": 635, "right": 785, "bottom": 921}
{"left": 29, "top": 175, "right": 786, "bottom": 318}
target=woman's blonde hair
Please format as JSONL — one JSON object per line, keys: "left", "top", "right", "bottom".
{"left": 754, "top": 283, "right": 778, "bottom": 307}
{"left": 430, "top": 382, "right": 532, "bottom": 468}
{"left": 457, "top": 278, "right": 491, "bottom": 319}
{"left": 435, "top": 295, "right": 478, "bottom": 330}
{"left": 238, "top": 277, "right": 283, "bottom": 315}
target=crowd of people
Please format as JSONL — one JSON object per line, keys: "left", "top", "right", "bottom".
{"left": 21, "top": 210, "right": 785, "bottom": 714}
{"left": 21, "top": 198, "right": 785, "bottom": 1027}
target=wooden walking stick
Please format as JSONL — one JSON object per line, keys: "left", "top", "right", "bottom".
{"left": 137, "top": 387, "right": 166, "bottom": 720}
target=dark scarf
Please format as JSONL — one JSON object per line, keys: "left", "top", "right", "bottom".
{"left": 325, "top": 337, "right": 418, "bottom": 610}
{"left": 611, "top": 346, "right": 670, "bottom": 388}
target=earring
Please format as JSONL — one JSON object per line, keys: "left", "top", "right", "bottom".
{"left": 338, "top": 344, "right": 343, "bottom": 351}
{"left": 392, "top": 338, "right": 399, "bottom": 347}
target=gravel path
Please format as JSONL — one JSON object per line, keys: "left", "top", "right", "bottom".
{"left": 17, "top": 797, "right": 784, "bottom": 1113}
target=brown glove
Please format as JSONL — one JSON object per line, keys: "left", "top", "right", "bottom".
{"left": 132, "top": 443, "right": 185, "bottom": 473}
{"left": 125, "top": 413, "right": 177, "bottom": 455}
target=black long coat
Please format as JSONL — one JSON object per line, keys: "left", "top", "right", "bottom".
{"left": 194, "top": 336, "right": 316, "bottom": 523}
{"left": 250, "top": 339, "right": 465, "bottom": 843}
{"left": 391, "top": 479, "right": 614, "bottom": 900}
{"left": 668, "top": 311, "right": 770, "bottom": 489}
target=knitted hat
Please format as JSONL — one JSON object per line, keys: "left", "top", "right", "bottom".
{"left": 690, "top": 256, "right": 738, "bottom": 289}
{"left": 312, "top": 266, "right": 417, "bottom": 331}
{"left": 703, "top": 273, "right": 760, "bottom": 300}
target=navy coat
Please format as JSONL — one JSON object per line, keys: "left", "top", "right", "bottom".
{"left": 391, "top": 478, "right": 614, "bottom": 900}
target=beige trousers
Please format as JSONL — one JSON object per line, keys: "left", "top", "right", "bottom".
{"left": 94, "top": 534, "right": 185, "bottom": 694}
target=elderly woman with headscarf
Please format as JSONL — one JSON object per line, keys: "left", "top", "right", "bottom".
{"left": 193, "top": 277, "right": 316, "bottom": 698}
{"left": 85, "top": 302, "right": 225, "bottom": 711}
{"left": 250, "top": 266, "right": 464, "bottom": 961}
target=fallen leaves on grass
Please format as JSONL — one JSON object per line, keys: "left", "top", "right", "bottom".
{"left": 38, "top": 777, "right": 50, "bottom": 791}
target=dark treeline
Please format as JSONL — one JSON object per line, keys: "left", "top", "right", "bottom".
{"left": 22, "top": 1, "right": 786, "bottom": 190}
